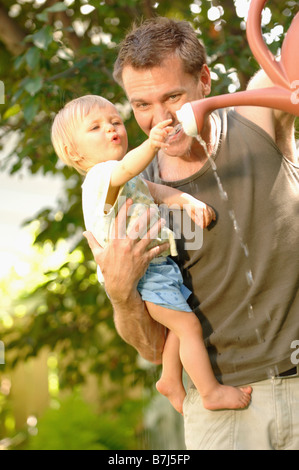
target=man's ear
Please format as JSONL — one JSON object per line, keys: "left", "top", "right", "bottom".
{"left": 198, "top": 64, "right": 211, "bottom": 98}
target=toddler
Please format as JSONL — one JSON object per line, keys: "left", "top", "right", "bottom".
{"left": 51, "top": 95, "right": 252, "bottom": 414}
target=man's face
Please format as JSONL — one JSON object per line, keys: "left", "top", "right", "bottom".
{"left": 122, "top": 55, "right": 210, "bottom": 157}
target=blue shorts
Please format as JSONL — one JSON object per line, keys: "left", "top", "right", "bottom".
{"left": 137, "top": 257, "right": 192, "bottom": 312}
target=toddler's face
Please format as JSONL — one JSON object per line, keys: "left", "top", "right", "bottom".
{"left": 76, "top": 103, "right": 128, "bottom": 171}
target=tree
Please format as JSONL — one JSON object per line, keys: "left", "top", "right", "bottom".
{"left": 0, "top": 0, "right": 297, "bottom": 446}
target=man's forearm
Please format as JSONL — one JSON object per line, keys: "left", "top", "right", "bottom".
{"left": 111, "top": 290, "right": 166, "bottom": 364}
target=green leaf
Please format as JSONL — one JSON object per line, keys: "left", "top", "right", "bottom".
{"left": 3, "top": 104, "right": 21, "bottom": 120}
{"left": 25, "top": 48, "right": 41, "bottom": 70}
{"left": 32, "top": 26, "right": 53, "bottom": 50}
{"left": 24, "top": 77, "right": 43, "bottom": 96}
{"left": 36, "top": 12, "right": 48, "bottom": 22}
{"left": 45, "top": 2, "right": 68, "bottom": 13}
{"left": 14, "top": 55, "right": 25, "bottom": 71}
{"left": 37, "top": 2, "right": 68, "bottom": 22}
{"left": 23, "top": 99, "right": 39, "bottom": 123}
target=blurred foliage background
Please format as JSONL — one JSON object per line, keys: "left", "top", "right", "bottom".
{"left": 0, "top": 0, "right": 298, "bottom": 450}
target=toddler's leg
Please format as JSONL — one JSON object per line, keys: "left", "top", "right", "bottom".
{"left": 156, "top": 330, "right": 186, "bottom": 415}
{"left": 146, "top": 302, "right": 252, "bottom": 411}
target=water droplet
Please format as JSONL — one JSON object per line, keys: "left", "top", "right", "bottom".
{"left": 166, "top": 123, "right": 183, "bottom": 139}
{"left": 209, "top": 157, "right": 218, "bottom": 172}
{"left": 214, "top": 173, "right": 228, "bottom": 201}
{"left": 230, "top": 212, "right": 241, "bottom": 234}
{"left": 248, "top": 304, "right": 254, "bottom": 319}
{"left": 267, "top": 365, "right": 279, "bottom": 379}
{"left": 255, "top": 328, "right": 263, "bottom": 343}
{"left": 196, "top": 135, "right": 228, "bottom": 200}
{"left": 241, "top": 242, "right": 249, "bottom": 257}
{"left": 246, "top": 269, "right": 254, "bottom": 286}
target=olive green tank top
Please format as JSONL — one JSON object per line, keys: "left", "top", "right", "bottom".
{"left": 143, "top": 109, "right": 299, "bottom": 386}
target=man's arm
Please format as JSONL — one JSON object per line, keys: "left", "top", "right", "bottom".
{"left": 112, "top": 288, "right": 166, "bottom": 364}
{"left": 236, "top": 69, "right": 296, "bottom": 161}
{"left": 83, "top": 199, "right": 168, "bottom": 363}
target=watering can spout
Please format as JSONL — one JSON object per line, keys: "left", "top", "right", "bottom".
{"left": 176, "top": 103, "right": 198, "bottom": 137}
{"left": 177, "top": 87, "right": 298, "bottom": 136}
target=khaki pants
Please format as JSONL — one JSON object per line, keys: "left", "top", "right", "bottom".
{"left": 183, "top": 372, "right": 299, "bottom": 450}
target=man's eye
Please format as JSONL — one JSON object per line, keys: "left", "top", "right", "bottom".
{"left": 136, "top": 102, "right": 149, "bottom": 110}
{"left": 169, "top": 94, "right": 180, "bottom": 101}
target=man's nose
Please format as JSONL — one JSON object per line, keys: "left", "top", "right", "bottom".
{"left": 152, "top": 105, "right": 174, "bottom": 127}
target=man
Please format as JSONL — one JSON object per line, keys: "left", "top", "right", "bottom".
{"left": 84, "top": 18, "right": 299, "bottom": 449}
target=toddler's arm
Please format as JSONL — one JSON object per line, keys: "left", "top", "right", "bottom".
{"left": 146, "top": 181, "right": 216, "bottom": 228}
{"left": 110, "top": 119, "right": 172, "bottom": 188}
{"left": 104, "top": 119, "right": 172, "bottom": 208}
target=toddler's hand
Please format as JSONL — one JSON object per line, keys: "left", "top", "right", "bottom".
{"left": 184, "top": 198, "right": 216, "bottom": 228}
{"left": 149, "top": 119, "right": 173, "bottom": 150}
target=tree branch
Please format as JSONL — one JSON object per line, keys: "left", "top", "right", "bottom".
{"left": 142, "top": 0, "right": 156, "bottom": 18}
{"left": 0, "top": 1, "right": 27, "bottom": 55}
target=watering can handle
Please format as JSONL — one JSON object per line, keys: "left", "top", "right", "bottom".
{"left": 246, "top": 0, "right": 290, "bottom": 89}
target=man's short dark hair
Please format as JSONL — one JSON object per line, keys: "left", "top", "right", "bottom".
{"left": 113, "top": 17, "right": 207, "bottom": 87}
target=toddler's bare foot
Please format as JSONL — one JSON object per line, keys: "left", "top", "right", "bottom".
{"left": 202, "top": 384, "right": 252, "bottom": 411}
{"left": 156, "top": 378, "right": 186, "bottom": 415}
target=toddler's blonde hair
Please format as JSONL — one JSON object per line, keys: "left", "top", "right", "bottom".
{"left": 51, "top": 95, "right": 111, "bottom": 175}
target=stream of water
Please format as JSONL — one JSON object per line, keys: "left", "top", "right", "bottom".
{"left": 195, "top": 133, "right": 277, "bottom": 379}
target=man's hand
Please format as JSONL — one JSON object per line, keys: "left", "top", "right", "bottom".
{"left": 83, "top": 198, "right": 169, "bottom": 303}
